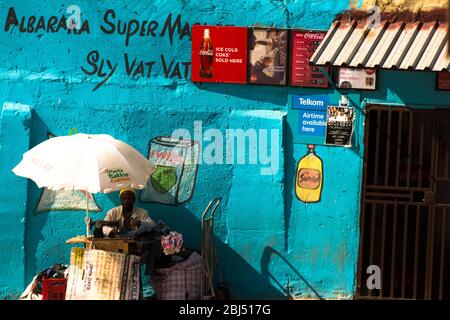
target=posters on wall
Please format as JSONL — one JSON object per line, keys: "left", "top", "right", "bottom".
{"left": 290, "top": 95, "right": 356, "bottom": 147}
{"left": 248, "top": 27, "right": 288, "bottom": 85}
{"left": 325, "top": 106, "right": 355, "bottom": 146}
{"left": 191, "top": 25, "right": 248, "bottom": 83}
{"left": 293, "top": 94, "right": 328, "bottom": 143}
{"left": 189, "top": 26, "right": 333, "bottom": 87}
{"left": 290, "top": 30, "right": 329, "bottom": 88}
{"left": 336, "top": 68, "right": 377, "bottom": 90}
{"left": 140, "top": 137, "right": 199, "bottom": 205}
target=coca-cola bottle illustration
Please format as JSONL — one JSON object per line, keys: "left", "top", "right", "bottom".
{"left": 199, "top": 28, "right": 213, "bottom": 78}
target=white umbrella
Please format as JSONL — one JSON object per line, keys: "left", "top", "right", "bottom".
{"left": 12, "top": 133, "right": 156, "bottom": 236}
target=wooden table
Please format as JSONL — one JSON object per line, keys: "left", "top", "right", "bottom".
{"left": 66, "top": 236, "right": 140, "bottom": 255}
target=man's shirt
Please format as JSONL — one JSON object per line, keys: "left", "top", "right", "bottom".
{"left": 102, "top": 206, "right": 154, "bottom": 236}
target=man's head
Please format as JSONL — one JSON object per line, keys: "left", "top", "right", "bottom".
{"left": 119, "top": 188, "right": 136, "bottom": 211}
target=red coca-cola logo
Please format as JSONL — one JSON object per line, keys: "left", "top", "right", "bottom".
{"left": 199, "top": 50, "right": 214, "bottom": 56}
{"left": 303, "top": 33, "right": 325, "bottom": 40}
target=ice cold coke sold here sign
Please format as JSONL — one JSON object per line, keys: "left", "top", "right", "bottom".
{"left": 191, "top": 26, "right": 248, "bottom": 83}
{"left": 293, "top": 95, "right": 328, "bottom": 138}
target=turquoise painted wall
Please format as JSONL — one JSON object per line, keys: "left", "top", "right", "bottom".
{"left": 1, "top": 0, "right": 448, "bottom": 300}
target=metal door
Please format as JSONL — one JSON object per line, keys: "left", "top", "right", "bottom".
{"left": 357, "top": 106, "right": 450, "bottom": 300}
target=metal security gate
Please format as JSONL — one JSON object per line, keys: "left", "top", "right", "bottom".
{"left": 357, "top": 106, "right": 450, "bottom": 300}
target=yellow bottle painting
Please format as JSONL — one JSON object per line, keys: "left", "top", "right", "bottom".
{"left": 296, "top": 144, "right": 323, "bottom": 203}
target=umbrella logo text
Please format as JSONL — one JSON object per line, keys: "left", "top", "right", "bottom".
{"left": 105, "top": 168, "right": 131, "bottom": 183}
{"left": 31, "top": 157, "right": 53, "bottom": 172}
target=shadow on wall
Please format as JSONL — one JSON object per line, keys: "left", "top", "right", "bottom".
{"left": 20, "top": 120, "right": 288, "bottom": 298}
{"left": 24, "top": 111, "right": 50, "bottom": 284}
{"left": 261, "top": 246, "right": 323, "bottom": 300}
{"left": 139, "top": 199, "right": 287, "bottom": 299}
{"left": 283, "top": 117, "right": 294, "bottom": 252}
{"left": 24, "top": 183, "right": 289, "bottom": 299}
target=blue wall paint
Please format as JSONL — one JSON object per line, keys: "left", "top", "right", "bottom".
{"left": 363, "top": 70, "right": 450, "bottom": 108}
{"left": 0, "top": 103, "right": 31, "bottom": 299}
{"left": 284, "top": 88, "right": 364, "bottom": 298}
{"left": 1, "top": 0, "right": 450, "bottom": 300}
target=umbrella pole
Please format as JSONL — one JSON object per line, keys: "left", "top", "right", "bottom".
{"left": 85, "top": 190, "right": 90, "bottom": 237}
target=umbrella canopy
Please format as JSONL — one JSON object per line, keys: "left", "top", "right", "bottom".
{"left": 12, "top": 133, "right": 155, "bottom": 194}
{"left": 13, "top": 133, "right": 156, "bottom": 236}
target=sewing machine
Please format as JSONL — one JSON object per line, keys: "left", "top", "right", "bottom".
{"left": 66, "top": 219, "right": 140, "bottom": 255}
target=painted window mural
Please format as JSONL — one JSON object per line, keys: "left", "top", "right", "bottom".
{"left": 35, "top": 189, "right": 101, "bottom": 214}
{"left": 140, "top": 137, "right": 199, "bottom": 205}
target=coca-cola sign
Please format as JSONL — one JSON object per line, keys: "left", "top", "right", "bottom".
{"left": 290, "top": 29, "right": 329, "bottom": 88}
{"left": 303, "top": 33, "right": 325, "bottom": 40}
{"left": 191, "top": 25, "right": 248, "bottom": 84}
{"left": 199, "top": 50, "right": 214, "bottom": 56}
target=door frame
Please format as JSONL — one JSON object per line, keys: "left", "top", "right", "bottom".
{"left": 356, "top": 104, "right": 450, "bottom": 300}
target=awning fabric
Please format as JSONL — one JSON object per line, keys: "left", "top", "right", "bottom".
{"left": 310, "top": 10, "right": 450, "bottom": 71}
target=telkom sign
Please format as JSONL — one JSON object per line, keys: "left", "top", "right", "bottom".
{"left": 293, "top": 95, "right": 328, "bottom": 137}
{"left": 293, "top": 95, "right": 328, "bottom": 110}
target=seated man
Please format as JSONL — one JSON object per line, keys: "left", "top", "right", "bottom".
{"left": 102, "top": 188, "right": 155, "bottom": 237}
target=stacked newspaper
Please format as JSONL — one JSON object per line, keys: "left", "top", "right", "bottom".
{"left": 65, "top": 247, "right": 140, "bottom": 300}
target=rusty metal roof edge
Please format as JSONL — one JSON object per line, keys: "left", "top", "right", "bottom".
{"left": 361, "top": 21, "right": 391, "bottom": 67}
{"left": 412, "top": 21, "right": 440, "bottom": 69}
{"left": 378, "top": 22, "right": 406, "bottom": 68}
{"left": 338, "top": 8, "right": 447, "bottom": 24}
{"left": 416, "top": 23, "right": 446, "bottom": 70}
{"left": 328, "top": 22, "right": 358, "bottom": 65}
{"left": 346, "top": 24, "right": 372, "bottom": 66}
{"left": 394, "top": 22, "right": 423, "bottom": 69}
{"left": 309, "top": 8, "right": 449, "bottom": 71}
{"left": 430, "top": 35, "right": 448, "bottom": 70}
{"left": 310, "top": 21, "right": 341, "bottom": 64}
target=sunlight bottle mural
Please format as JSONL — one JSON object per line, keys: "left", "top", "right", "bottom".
{"left": 296, "top": 144, "right": 323, "bottom": 203}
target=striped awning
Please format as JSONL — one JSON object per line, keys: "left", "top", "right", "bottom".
{"left": 310, "top": 11, "right": 450, "bottom": 72}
